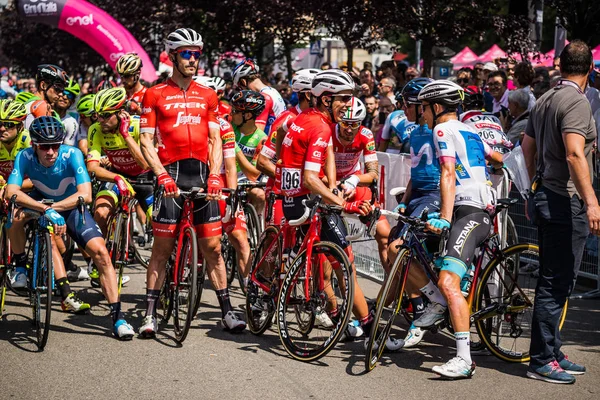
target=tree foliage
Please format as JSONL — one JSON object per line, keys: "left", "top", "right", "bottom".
{"left": 0, "top": 0, "right": 544, "bottom": 78}
{"left": 545, "top": 1, "right": 600, "bottom": 45}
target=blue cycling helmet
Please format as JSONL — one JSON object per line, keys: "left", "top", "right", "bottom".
{"left": 29, "top": 116, "right": 66, "bottom": 144}
{"left": 401, "top": 77, "right": 435, "bottom": 104}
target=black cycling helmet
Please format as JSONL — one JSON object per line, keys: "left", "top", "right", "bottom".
{"left": 462, "top": 85, "right": 484, "bottom": 110}
{"left": 29, "top": 116, "right": 66, "bottom": 144}
{"left": 231, "top": 90, "right": 266, "bottom": 118}
{"left": 401, "top": 77, "right": 435, "bottom": 104}
{"left": 36, "top": 64, "right": 68, "bottom": 88}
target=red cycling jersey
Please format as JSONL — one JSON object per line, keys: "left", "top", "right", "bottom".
{"left": 275, "top": 108, "right": 332, "bottom": 197}
{"left": 260, "top": 105, "right": 301, "bottom": 163}
{"left": 128, "top": 86, "right": 147, "bottom": 105}
{"left": 218, "top": 101, "right": 232, "bottom": 121}
{"left": 218, "top": 116, "right": 236, "bottom": 177}
{"left": 331, "top": 124, "right": 378, "bottom": 181}
{"left": 140, "top": 79, "right": 219, "bottom": 166}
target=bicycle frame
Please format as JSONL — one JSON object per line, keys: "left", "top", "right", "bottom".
{"left": 108, "top": 196, "right": 138, "bottom": 277}
{"left": 171, "top": 194, "right": 196, "bottom": 288}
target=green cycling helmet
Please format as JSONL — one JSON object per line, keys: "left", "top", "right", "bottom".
{"left": 65, "top": 77, "right": 81, "bottom": 98}
{"left": 14, "top": 91, "right": 40, "bottom": 104}
{"left": 0, "top": 99, "right": 27, "bottom": 122}
{"left": 77, "top": 94, "right": 96, "bottom": 117}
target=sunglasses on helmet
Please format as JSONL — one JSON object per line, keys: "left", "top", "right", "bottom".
{"left": 177, "top": 49, "right": 202, "bottom": 60}
{"left": 0, "top": 121, "right": 19, "bottom": 129}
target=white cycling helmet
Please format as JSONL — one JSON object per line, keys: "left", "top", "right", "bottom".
{"left": 193, "top": 75, "right": 212, "bottom": 86}
{"left": 211, "top": 76, "right": 226, "bottom": 92}
{"left": 311, "top": 69, "right": 356, "bottom": 97}
{"left": 164, "top": 28, "right": 204, "bottom": 52}
{"left": 291, "top": 68, "right": 320, "bottom": 92}
{"left": 232, "top": 58, "right": 259, "bottom": 87}
{"left": 342, "top": 97, "right": 366, "bottom": 122}
{"left": 417, "top": 80, "right": 464, "bottom": 107}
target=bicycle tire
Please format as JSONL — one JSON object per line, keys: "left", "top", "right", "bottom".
{"left": 474, "top": 243, "right": 568, "bottom": 363}
{"left": 0, "top": 222, "right": 8, "bottom": 318}
{"left": 246, "top": 226, "right": 281, "bottom": 335}
{"left": 223, "top": 235, "right": 236, "bottom": 285}
{"left": 173, "top": 226, "right": 198, "bottom": 343}
{"left": 158, "top": 261, "right": 174, "bottom": 324}
{"left": 506, "top": 215, "right": 518, "bottom": 248}
{"left": 191, "top": 257, "right": 206, "bottom": 318}
{"left": 365, "top": 247, "right": 411, "bottom": 372}
{"left": 130, "top": 217, "right": 149, "bottom": 268}
{"left": 33, "top": 230, "right": 53, "bottom": 350}
{"left": 109, "top": 213, "right": 127, "bottom": 294}
{"left": 239, "top": 203, "right": 261, "bottom": 295}
{"left": 277, "top": 241, "right": 354, "bottom": 362}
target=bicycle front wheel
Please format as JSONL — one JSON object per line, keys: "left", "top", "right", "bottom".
{"left": 173, "top": 226, "right": 198, "bottom": 343}
{"left": 108, "top": 213, "right": 127, "bottom": 294}
{"left": 33, "top": 231, "right": 53, "bottom": 350}
{"left": 277, "top": 241, "right": 354, "bottom": 362}
{"left": 365, "top": 247, "right": 411, "bottom": 372}
{"left": 0, "top": 223, "right": 9, "bottom": 318}
{"left": 240, "top": 203, "right": 261, "bottom": 295}
{"left": 474, "top": 243, "right": 568, "bottom": 363}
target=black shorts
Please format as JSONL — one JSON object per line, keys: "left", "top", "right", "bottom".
{"left": 283, "top": 195, "right": 350, "bottom": 250}
{"left": 390, "top": 191, "right": 441, "bottom": 243}
{"left": 153, "top": 159, "right": 221, "bottom": 239}
{"left": 440, "top": 205, "right": 491, "bottom": 279}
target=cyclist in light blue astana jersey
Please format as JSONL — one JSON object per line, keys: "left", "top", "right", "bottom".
{"left": 6, "top": 116, "right": 135, "bottom": 340}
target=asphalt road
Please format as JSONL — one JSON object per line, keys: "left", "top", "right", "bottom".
{"left": 1, "top": 250, "right": 599, "bottom": 400}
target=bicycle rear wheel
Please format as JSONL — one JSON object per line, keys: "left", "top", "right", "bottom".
{"left": 130, "top": 218, "right": 149, "bottom": 268}
{"left": 365, "top": 247, "right": 411, "bottom": 371}
{"left": 173, "top": 226, "right": 198, "bottom": 343}
{"left": 158, "top": 261, "right": 174, "bottom": 324}
{"left": 277, "top": 241, "right": 354, "bottom": 362}
{"left": 246, "top": 226, "right": 281, "bottom": 335}
{"left": 240, "top": 203, "right": 261, "bottom": 294}
{"left": 223, "top": 234, "right": 236, "bottom": 285}
{"left": 474, "top": 243, "right": 568, "bottom": 362}
{"left": 0, "top": 223, "right": 8, "bottom": 318}
{"left": 108, "top": 213, "right": 127, "bottom": 294}
{"left": 32, "top": 231, "right": 53, "bottom": 350}
{"left": 191, "top": 257, "right": 205, "bottom": 318}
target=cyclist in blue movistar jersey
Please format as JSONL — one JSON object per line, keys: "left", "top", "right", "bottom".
{"left": 386, "top": 77, "right": 440, "bottom": 349}
{"left": 414, "top": 80, "right": 503, "bottom": 379}
{"left": 378, "top": 90, "right": 419, "bottom": 153}
{"left": 6, "top": 116, "right": 135, "bottom": 340}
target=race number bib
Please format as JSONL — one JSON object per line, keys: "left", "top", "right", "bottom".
{"left": 281, "top": 167, "right": 301, "bottom": 191}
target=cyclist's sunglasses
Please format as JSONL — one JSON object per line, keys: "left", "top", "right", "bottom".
{"left": 177, "top": 49, "right": 202, "bottom": 60}
{"left": 62, "top": 90, "right": 76, "bottom": 101}
{"left": 0, "top": 121, "right": 19, "bottom": 129}
{"left": 340, "top": 120, "right": 361, "bottom": 129}
{"left": 50, "top": 83, "right": 65, "bottom": 92}
{"left": 457, "top": 78, "right": 470, "bottom": 84}
{"left": 332, "top": 95, "right": 353, "bottom": 103}
{"left": 97, "top": 111, "right": 118, "bottom": 120}
{"left": 37, "top": 143, "right": 61, "bottom": 151}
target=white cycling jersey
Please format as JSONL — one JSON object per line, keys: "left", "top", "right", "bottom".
{"left": 433, "top": 119, "right": 494, "bottom": 210}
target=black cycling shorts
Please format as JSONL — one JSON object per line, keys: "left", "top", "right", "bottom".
{"left": 441, "top": 205, "right": 491, "bottom": 279}
{"left": 153, "top": 159, "right": 221, "bottom": 239}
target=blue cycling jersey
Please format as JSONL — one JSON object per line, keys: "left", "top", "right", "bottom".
{"left": 381, "top": 110, "right": 418, "bottom": 144}
{"left": 409, "top": 125, "right": 441, "bottom": 192}
{"left": 9, "top": 145, "right": 90, "bottom": 202}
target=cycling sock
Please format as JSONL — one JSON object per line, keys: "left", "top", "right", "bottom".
{"left": 419, "top": 281, "right": 447, "bottom": 306}
{"left": 359, "top": 314, "right": 374, "bottom": 336}
{"left": 13, "top": 252, "right": 27, "bottom": 267}
{"left": 455, "top": 332, "right": 472, "bottom": 364}
{"left": 109, "top": 302, "right": 123, "bottom": 323}
{"left": 145, "top": 289, "right": 161, "bottom": 318}
{"left": 56, "top": 277, "right": 71, "bottom": 300}
{"left": 411, "top": 296, "right": 426, "bottom": 321}
{"left": 215, "top": 288, "right": 233, "bottom": 317}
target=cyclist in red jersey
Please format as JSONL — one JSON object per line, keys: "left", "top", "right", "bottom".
{"left": 257, "top": 69, "right": 319, "bottom": 226}
{"left": 332, "top": 97, "right": 391, "bottom": 268}
{"left": 139, "top": 28, "right": 245, "bottom": 336}
{"left": 275, "top": 70, "right": 402, "bottom": 349}
{"left": 232, "top": 58, "right": 286, "bottom": 134}
{"left": 116, "top": 53, "right": 147, "bottom": 112}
